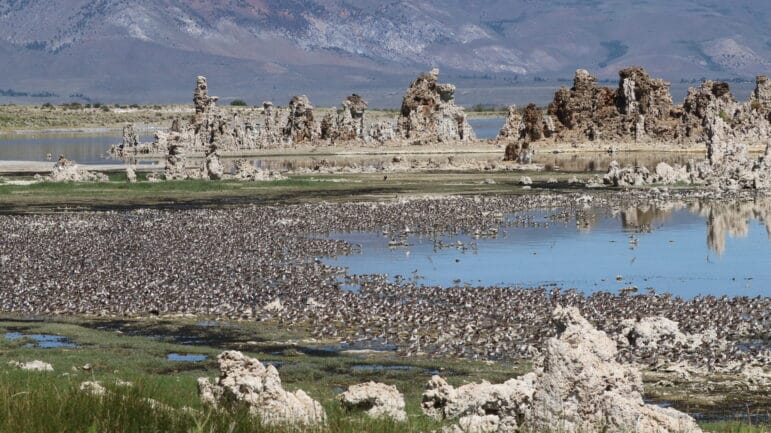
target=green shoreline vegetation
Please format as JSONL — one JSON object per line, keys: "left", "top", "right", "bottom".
{"left": 0, "top": 318, "right": 766, "bottom": 433}
{"left": 0, "top": 172, "right": 606, "bottom": 212}
{"left": 0, "top": 109, "right": 766, "bottom": 432}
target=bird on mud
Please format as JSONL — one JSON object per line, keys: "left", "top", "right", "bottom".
{"left": 0, "top": 192, "right": 767, "bottom": 371}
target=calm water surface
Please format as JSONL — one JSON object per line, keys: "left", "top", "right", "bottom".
{"left": 324, "top": 200, "right": 771, "bottom": 298}
{"left": 0, "top": 125, "right": 701, "bottom": 174}
{"left": 4, "top": 332, "right": 79, "bottom": 348}
{"left": 468, "top": 117, "right": 505, "bottom": 139}
{"left": 167, "top": 353, "right": 207, "bottom": 362}
{"left": 0, "top": 133, "right": 152, "bottom": 164}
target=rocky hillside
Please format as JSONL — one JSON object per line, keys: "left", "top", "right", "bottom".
{"left": 0, "top": 0, "right": 768, "bottom": 105}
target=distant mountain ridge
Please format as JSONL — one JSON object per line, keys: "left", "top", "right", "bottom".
{"left": 0, "top": 0, "right": 768, "bottom": 105}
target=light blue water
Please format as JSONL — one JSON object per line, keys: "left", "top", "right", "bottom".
{"left": 350, "top": 364, "right": 415, "bottom": 372}
{"left": 324, "top": 202, "right": 771, "bottom": 298}
{"left": 468, "top": 117, "right": 505, "bottom": 140}
{"left": 0, "top": 133, "right": 153, "bottom": 164}
{"left": 4, "top": 332, "right": 79, "bottom": 348}
{"left": 167, "top": 353, "right": 207, "bottom": 362}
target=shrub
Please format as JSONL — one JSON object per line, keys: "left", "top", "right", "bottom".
{"left": 230, "top": 99, "right": 248, "bottom": 107}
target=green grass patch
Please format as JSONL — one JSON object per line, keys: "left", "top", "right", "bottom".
{"left": 0, "top": 171, "right": 600, "bottom": 211}
{"left": 0, "top": 318, "right": 765, "bottom": 432}
{"left": 702, "top": 422, "right": 770, "bottom": 433}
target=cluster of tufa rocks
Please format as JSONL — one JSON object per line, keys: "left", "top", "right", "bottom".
{"left": 34, "top": 155, "right": 109, "bottom": 183}
{"left": 115, "top": 69, "right": 477, "bottom": 161}
{"left": 320, "top": 94, "right": 369, "bottom": 142}
{"left": 422, "top": 307, "right": 703, "bottom": 433}
{"left": 499, "top": 68, "right": 770, "bottom": 167}
{"left": 540, "top": 68, "right": 771, "bottom": 146}
{"left": 196, "top": 308, "right": 706, "bottom": 433}
{"left": 396, "top": 68, "right": 475, "bottom": 143}
{"left": 338, "top": 381, "right": 407, "bottom": 421}
{"left": 197, "top": 351, "right": 326, "bottom": 426}
{"left": 499, "top": 103, "right": 554, "bottom": 163}
{"left": 602, "top": 138, "right": 771, "bottom": 191}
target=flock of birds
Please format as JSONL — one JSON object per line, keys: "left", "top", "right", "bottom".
{"left": 0, "top": 190, "right": 768, "bottom": 371}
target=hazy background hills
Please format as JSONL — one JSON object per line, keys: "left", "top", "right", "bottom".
{"left": 0, "top": 0, "right": 769, "bottom": 107}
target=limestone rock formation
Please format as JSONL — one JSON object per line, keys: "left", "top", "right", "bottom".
{"left": 338, "top": 381, "right": 406, "bottom": 421}
{"left": 603, "top": 161, "right": 651, "bottom": 187}
{"left": 118, "top": 124, "right": 139, "bottom": 156}
{"left": 497, "top": 106, "right": 523, "bottom": 141}
{"left": 232, "top": 159, "right": 286, "bottom": 182}
{"left": 9, "top": 360, "right": 53, "bottom": 371}
{"left": 698, "top": 107, "right": 771, "bottom": 190}
{"left": 257, "top": 101, "right": 290, "bottom": 147}
{"left": 126, "top": 166, "right": 137, "bottom": 183}
{"left": 366, "top": 120, "right": 396, "bottom": 144}
{"left": 752, "top": 75, "right": 771, "bottom": 108}
{"left": 603, "top": 160, "right": 690, "bottom": 187}
{"left": 197, "top": 351, "right": 326, "bottom": 426}
{"left": 397, "top": 69, "right": 475, "bottom": 143}
{"left": 194, "top": 76, "right": 218, "bottom": 116}
{"left": 617, "top": 67, "right": 674, "bottom": 119}
{"left": 603, "top": 113, "right": 771, "bottom": 190}
{"left": 424, "top": 306, "right": 703, "bottom": 433}
{"left": 165, "top": 137, "right": 188, "bottom": 180}
{"left": 540, "top": 67, "right": 770, "bottom": 147}
{"left": 528, "top": 306, "right": 702, "bottom": 433}
{"left": 614, "top": 315, "right": 730, "bottom": 368}
{"left": 422, "top": 373, "right": 537, "bottom": 433}
{"left": 121, "top": 77, "right": 294, "bottom": 156}
{"left": 47, "top": 156, "right": 108, "bottom": 183}
{"left": 202, "top": 141, "right": 224, "bottom": 180}
{"left": 679, "top": 81, "right": 736, "bottom": 142}
{"left": 283, "top": 95, "right": 316, "bottom": 144}
{"left": 547, "top": 68, "right": 622, "bottom": 141}
{"left": 616, "top": 316, "right": 720, "bottom": 352}
{"left": 321, "top": 94, "right": 368, "bottom": 142}
{"left": 503, "top": 142, "right": 531, "bottom": 163}
{"left": 653, "top": 162, "right": 690, "bottom": 185}
{"left": 521, "top": 103, "right": 546, "bottom": 142}
{"left": 499, "top": 104, "right": 547, "bottom": 163}
{"left": 80, "top": 381, "right": 107, "bottom": 396}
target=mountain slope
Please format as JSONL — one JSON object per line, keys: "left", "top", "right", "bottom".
{"left": 0, "top": 0, "right": 768, "bottom": 105}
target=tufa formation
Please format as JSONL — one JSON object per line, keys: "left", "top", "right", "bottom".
{"left": 425, "top": 306, "right": 703, "bottom": 433}
{"left": 198, "top": 351, "right": 326, "bottom": 426}
{"left": 397, "top": 68, "right": 475, "bottom": 143}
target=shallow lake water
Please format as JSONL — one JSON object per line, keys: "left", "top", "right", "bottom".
{"left": 324, "top": 200, "right": 771, "bottom": 298}
{"left": 4, "top": 332, "right": 79, "bottom": 348}
{"left": 0, "top": 133, "right": 153, "bottom": 164}
{"left": 166, "top": 353, "right": 207, "bottom": 362}
{"left": 467, "top": 117, "right": 505, "bottom": 139}
{"left": 0, "top": 125, "right": 702, "bottom": 175}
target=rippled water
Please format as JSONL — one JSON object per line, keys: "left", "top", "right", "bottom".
{"left": 324, "top": 200, "right": 771, "bottom": 298}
